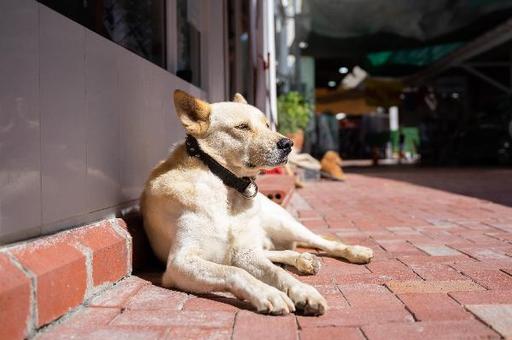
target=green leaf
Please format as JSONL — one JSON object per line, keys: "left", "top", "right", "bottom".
{"left": 277, "top": 92, "right": 311, "bottom": 134}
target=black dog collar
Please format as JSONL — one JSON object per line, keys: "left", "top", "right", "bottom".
{"left": 185, "top": 135, "right": 258, "bottom": 199}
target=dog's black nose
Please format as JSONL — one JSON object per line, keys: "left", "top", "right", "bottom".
{"left": 277, "top": 138, "right": 293, "bottom": 150}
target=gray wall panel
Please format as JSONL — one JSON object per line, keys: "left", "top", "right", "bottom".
{"left": 0, "top": 1, "right": 210, "bottom": 243}
{"left": 40, "top": 6, "right": 87, "bottom": 228}
{"left": 0, "top": 0, "right": 41, "bottom": 242}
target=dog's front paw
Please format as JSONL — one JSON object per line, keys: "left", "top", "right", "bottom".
{"left": 288, "top": 284, "right": 327, "bottom": 316}
{"left": 296, "top": 252, "right": 321, "bottom": 275}
{"left": 341, "top": 245, "right": 374, "bottom": 264}
{"left": 251, "top": 286, "right": 295, "bottom": 315}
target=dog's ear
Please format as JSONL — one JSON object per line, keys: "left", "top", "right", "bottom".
{"left": 173, "top": 90, "right": 211, "bottom": 136}
{"left": 232, "top": 93, "right": 248, "bottom": 104}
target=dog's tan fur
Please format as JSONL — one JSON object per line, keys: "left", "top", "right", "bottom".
{"left": 140, "top": 90, "right": 373, "bottom": 315}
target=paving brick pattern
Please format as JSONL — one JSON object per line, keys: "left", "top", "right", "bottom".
{"left": 35, "top": 172, "right": 512, "bottom": 339}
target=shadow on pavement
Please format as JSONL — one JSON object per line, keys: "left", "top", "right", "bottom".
{"left": 346, "top": 165, "right": 512, "bottom": 207}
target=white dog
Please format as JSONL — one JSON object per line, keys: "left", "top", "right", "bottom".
{"left": 140, "top": 90, "right": 373, "bottom": 315}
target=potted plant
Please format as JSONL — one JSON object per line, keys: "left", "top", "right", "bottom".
{"left": 277, "top": 91, "right": 311, "bottom": 150}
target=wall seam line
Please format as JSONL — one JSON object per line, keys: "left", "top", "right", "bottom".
{"left": 37, "top": 1, "right": 43, "bottom": 238}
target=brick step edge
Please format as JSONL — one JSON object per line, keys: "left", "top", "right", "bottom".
{"left": 256, "top": 174, "right": 295, "bottom": 206}
{"left": 0, "top": 218, "right": 132, "bottom": 339}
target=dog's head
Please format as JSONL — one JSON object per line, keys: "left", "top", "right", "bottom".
{"left": 174, "top": 90, "right": 293, "bottom": 176}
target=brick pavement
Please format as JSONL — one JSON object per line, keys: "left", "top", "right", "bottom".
{"left": 35, "top": 171, "right": 512, "bottom": 339}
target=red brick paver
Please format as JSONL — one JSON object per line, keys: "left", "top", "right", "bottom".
{"left": 233, "top": 311, "right": 297, "bottom": 340}
{"left": 11, "top": 239, "right": 88, "bottom": 327}
{"left": 33, "top": 170, "right": 512, "bottom": 339}
{"left": 0, "top": 254, "right": 31, "bottom": 340}
{"left": 78, "top": 223, "right": 129, "bottom": 286}
{"left": 397, "top": 293, "right": 473, "bottom": 321}
{"left": 0, "top": 219, "right": 132, "bottom": 338}
{"left": 300, "top": 326, "right": 365, "bottom": 340}
{"left": 465, "top": 304, "right": 512, "bottom": 338}
{"left": 362, "top": 320, "right": 500, "bottom": 339}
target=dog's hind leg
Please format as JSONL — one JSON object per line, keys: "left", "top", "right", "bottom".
{"left": 264, "top": 250, "right": 320, "bottom": 275}
{"left": 259, "top": 195, "right": 373, "bottom": 264}
{"left": 163, "top": 252, "right": 294, "bottom": 315}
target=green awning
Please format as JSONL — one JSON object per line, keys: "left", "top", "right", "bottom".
{"left": 367, "top": 43, "right": 463, "bottom": 67}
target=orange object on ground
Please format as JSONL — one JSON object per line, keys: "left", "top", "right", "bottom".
{"left": 320, "top": 151, "right": 346, "bottom": 181}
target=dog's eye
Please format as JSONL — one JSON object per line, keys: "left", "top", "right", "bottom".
{"left": 265, "top": 122, "right": 270, "bottom": 128}
{"left": 235, "top": 123, "right": 250, "bottom": 130}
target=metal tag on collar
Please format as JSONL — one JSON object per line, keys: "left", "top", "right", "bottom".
{"left": 241, "top": 179, "right": 258, "bottom": 199}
